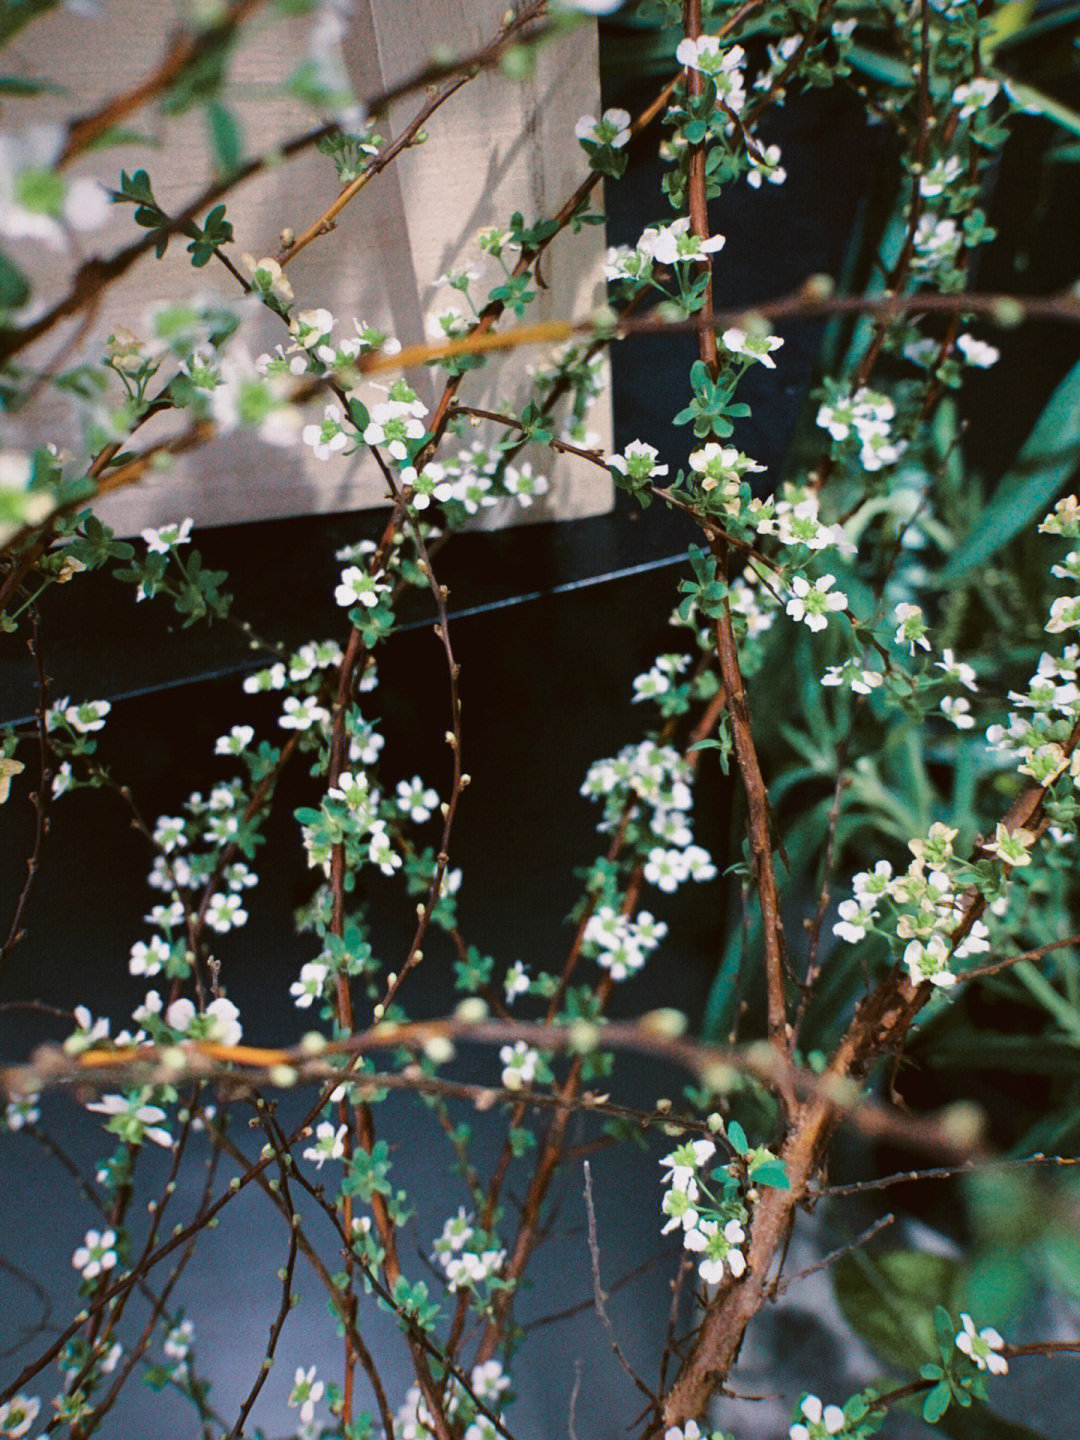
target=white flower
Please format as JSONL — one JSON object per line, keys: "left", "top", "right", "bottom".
{"left": 504, "top": 960, "right": 530, "bottom": 1002}
{"left": 894, "top": 601, "right": 931, "bottom": 653}
{"left": 205, "top": 892, "right": 248, "bottom": 933}
{"left": 163, "top": 1319, "right": 194, "bottom": 1366}
{"left": 903, "top": 933, "right": 956, "bottom": 989}
{"left": 935, "top": 648, "right": 978, "bottom": 691}
{"left": 661, "top": 1183, "right": 700, "bottom": 1234}
{"left": 660, "top": 1139, "right": 715, "bottom": 1193}
{"left": 279, "top": 696, "right": 331, "bottom": 731}
{"left": 644, "top": 846, "right": 691, "bottom": 892}
{"left": 290, "top": 961, "right": 330, "bottom": 1009}
{"left": 65, "top": 699, "right": 111, "bottom": 733}
{"left": 574, "top": 108, "right": 632, "bottom": 149}
{"left": 471, "top": 1357, "right": 511, "bottom": 1403}
{"left": 48, "top": 760, "right": 73, "bottom": 799}
{"left": 955, "top": 1313, "right": 1008, "bottom": 1375}
{"left": 665, "top": 1424, "right": 702, "bottom": 1440}
{"left": 919, "top": 155, "right": 963, "bottom": 198}
{"left": 954, "top": 77, "right": 1000, "bottom": 117}
{"left": 4, "top": 1091, "right": 41, "bottom": 1131}
{"left": 790, "top": 1393, "right": 846, "bottom": 1440}
{"left": 785, "top": 575, "right": 847, "bottom": 632}
{"left": 747, "top": 141, "right": 786, "bottom": 187}
{"left": 291, "top": 308, "right": 334, "bottom": 349}
{"left": 363, "top": 399, "right": 427, "bottom": 461}
{"left": 289, "top": 1364, "right": 326, "bottom": 1425}
{"left": 72, "top": 1227, "right": 118, "bottom": 1280}
{"left": 609, "top": 439, "right": 668, "bottom": 482}
{"left": 833, "top": 898, "right": 876, "bottom": 944}
{"left": 86, "top": 1092, "right": 173, "bottom": 1149}
{"left": 503, "top": 461, "right": 548, "bottom": 507}
{"left": 303, "top": 402, "right": 350, "bottom": 460}
{"left": 241, "top": 253, "right": 294, "bottom": 306}
{"left": 722, "top": 327, "right": 784, "bottom": 368}
{"left": 913, "top": 214, "right": 961, "bottom": 267}
{"left": 335, "top": 564, "right": 389, "bottom": 610}
{"left": 941, "top": 695, "right": 975, "bottom": 729}
{"left": 302, "top": 1122, "right": 348, "bottom": 1170}
{"left": 956, "top": 333, "right": 1000, "bottom": 368}
{"left": 603, "top": 244, "right": 653, "bottom": 284}
{"left": 367, "top": 820, "right": 402, "bottom": 875}
{"left": 215, "top": 724, "right": 255, "bottom": 755}
{"left": 396, "top": 776, "right": 440, "bottom": 823}
{"left": 0, "top": 125, "right": 109, "bottom": 251}
{"left": 853, "top": 861, "right": 893, "bottom": 903}
{"left": 675, "top": 36, "right": 746, "bottom": 87}
{"left": 0, "top": 1395, "right": 41, "bottom": 1438}
{"left": 690, "top": 1216, "right": 748, "bottom": 1283}
{"left": 500, "top": 1040, "right": 539, "bottom": 1090}
{"left": 141, "top": 518, "right": 193, "bottom": 553}
{"left": 167, "top": 996, "right": 243, "bottom": 1046}
{"left": 434, "top": 1207, "right": 475, "bottom": 1257}
{"left": 129, "top": 935, "right": 171, "bottom": 978}
{"left": 637, "top": 216, "right": 725, "bottom": 266}
{"left": 984, "top": 821, "right": 1036, "bottom": 868}
{"left": 211, "top": 347, "right": 301, "bottom": 446}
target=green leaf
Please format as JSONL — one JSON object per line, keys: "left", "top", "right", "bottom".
{"left": 982, "top": 0, "right": 1037, "bottom": 54}
{"left": 0, "top": 0, "right": 60, "bottom": 45}
{"left": 726, "top": 1120, "right": 748, "bottom": 1155}
{"left": 749, "top": 1158, "right": 790, "bottom": 1189}
{"left": 117, "top": 169, "right": 157, "bottom": 206}
{"left": 207, "top": 100, "right": 243, "bottom": 175}
{"left": 0, "top": 73, "right": 65, "bottom": 95}
{"left": 960, "top": 1250, "right": 1029, "bottom": 1330}
{"left": 923, "top": 1381, "right": 952, "bottom": 1424}
{"left": 0, "top": 253, "right": 30, "bottom": 310}
{"left": 833, "top": 1249, "right": 962, "bottom": 1376}
{"left": 939, "top": 358, "right": 1080, "bottom": 584}
{"left": 939, "top": 1403, "right": 1055, "bottom": 1440}
{"left": 846, "top": 43, "right": 916, "bottom": 88}
{"left": 1003, "top": 79, "right": 1080, "bottom": 140}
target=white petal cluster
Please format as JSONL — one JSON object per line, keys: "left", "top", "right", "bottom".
{"left": 955, "top": 1313, "right": 1008, "bottom": 1375}
{"left": 789, "top": 1394, "right": 847, "bottom": 1440}
{"left": 581, "top": 741, "right": 716, "bottom": 899}
{"left": 433, "top": 1208, "right": 506, "bottom": 1292}
{"left": 832, "top": 824, "right": 993, "bottom": 988}
{"left": 583, "top": 905, "right": 668, "bottom": 980}
{"left": 817, "top": 387, "right": 906, "bottom": 472}
{"left": 659, "top": 1139, "right": 749, "bottom": 1286}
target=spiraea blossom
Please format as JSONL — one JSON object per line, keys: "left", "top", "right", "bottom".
{"left": 0, "top": 124, "right": 109, "bottom": 250}
{"left": 637, "top": 216, "right": 726, "bottom": 267}
{"left": 141, "top": 518, "right": 193, "bottom": 553}
{"left": 789, "top": 1394, "right": 847, "bottom": 1440}
{"left": 675, "top": 37, "right": 747, "bottom": 111}
{"left": 165, "top": 996, "right": 243, "bottom": 1047}
{"left": 721, "top": 327, "right": 784, "bottom": 368}
{"left": 609, "top": 439, "right": 669, "bottom": 483}
{"left": 785, "top": 574, "right": 847, "bottom": 633}
{"left": 72, "top": 1227, "right": 118, "bottom": 1281}
{"left": 955, "top": 1314, "right": 1009, "bottom": 1375}
{"left": 574, "top": 107, "right": 631, "bottom": 149}
{"left": 659, "top": 1138, "right": 750, "bottom": 1287}
{"left": 499, "top": 1040, "right": 540, "bottom": 1090}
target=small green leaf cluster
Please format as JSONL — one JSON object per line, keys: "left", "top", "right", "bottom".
{"left": 114, "top": 169, "right": 234, "bottom": 266}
